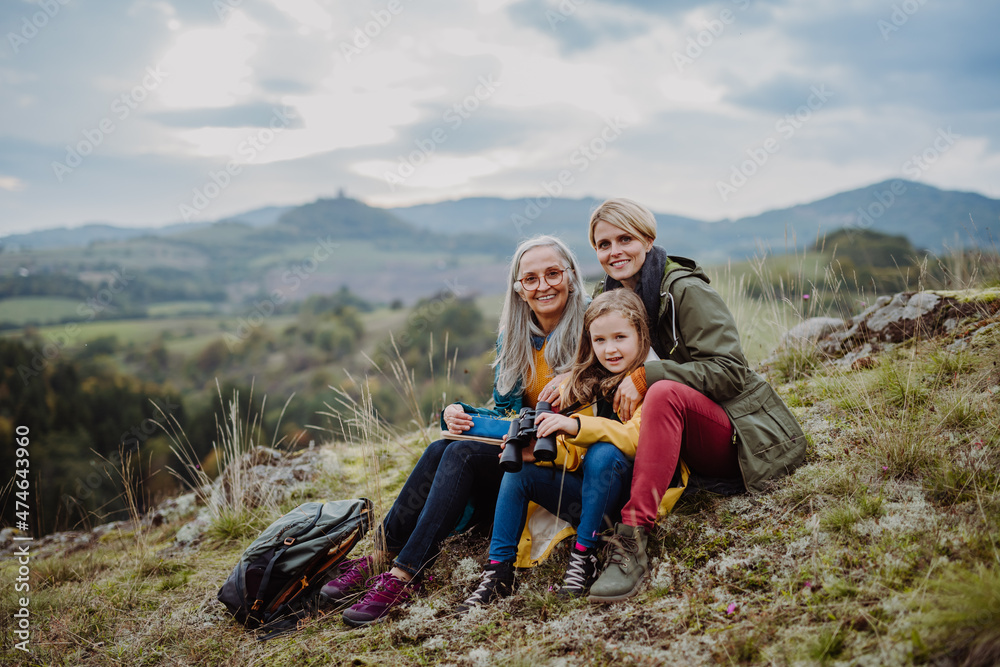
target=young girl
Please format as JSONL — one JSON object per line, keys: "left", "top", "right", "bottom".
{"left": 458, "top": 288, "right": 653, "bottom": 608}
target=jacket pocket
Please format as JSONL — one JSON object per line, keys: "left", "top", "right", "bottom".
{"left": 724, "top": 378, "right": 807, "bottom": 492}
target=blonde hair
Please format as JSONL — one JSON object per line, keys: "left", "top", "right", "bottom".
{"left": 588, "top": 198, "right": 657, "bottom": 249}
{"left": 494, "top": 235, "right": 588, "bottom": 396}
{"left": 564, "top": 289, "right": 651, "bottom": 406}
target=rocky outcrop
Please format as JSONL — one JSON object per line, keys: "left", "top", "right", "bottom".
{"left": 772, "top": 287, "right": 1000, "bottom": 368}
{"left": 0, "top": 444, "right": 330, "bottom": 558}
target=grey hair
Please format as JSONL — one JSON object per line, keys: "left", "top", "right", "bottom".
{"left": 493, "top": 235, "right": 587, "bottom": 396}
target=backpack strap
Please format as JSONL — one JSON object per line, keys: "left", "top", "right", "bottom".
{"left": 250, "top": 503, "right": 325, "bottom": 623}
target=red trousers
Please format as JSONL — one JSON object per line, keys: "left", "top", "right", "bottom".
{"left": 621, "top": 380, "right": 740, "bottom": 528}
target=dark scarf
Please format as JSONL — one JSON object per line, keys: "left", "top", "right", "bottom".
{"left": 604, "top": 244, "right": 668, "bottom": 356}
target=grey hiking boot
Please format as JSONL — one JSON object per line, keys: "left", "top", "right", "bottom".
{"left": 587, "top": 523, "right": 649, "bottom": 603}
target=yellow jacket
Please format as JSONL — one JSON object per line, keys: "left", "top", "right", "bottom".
{"left": 514, "top": 394, "right": 688, "bottom": 567}
{"left": 537, "top": 398, "right": 642, "bottom": 472}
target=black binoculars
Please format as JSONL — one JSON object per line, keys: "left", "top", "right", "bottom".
{"left": 499, "top": 401, "right": 558, "bottom": 473}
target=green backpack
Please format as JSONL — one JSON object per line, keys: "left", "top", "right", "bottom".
{"left": 218, "top": 498, "right": 372, "bottom": 635}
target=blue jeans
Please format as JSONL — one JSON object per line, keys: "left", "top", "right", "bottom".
{"left": 379, "top": 438, "right": 503, "bottom": 577}
{"left": 488, "top": 441, "right": 633, "bottom": 563}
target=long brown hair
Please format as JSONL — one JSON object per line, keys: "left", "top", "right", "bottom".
{"left": 564, "top": 289, "right": 651, "bottom": 407}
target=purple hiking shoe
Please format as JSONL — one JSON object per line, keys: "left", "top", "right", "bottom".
{"left": 342, "top": 572, "right": 421, "bottom": 627}
{"left": 319, "top": 555, "right": 375, "bottom": 607}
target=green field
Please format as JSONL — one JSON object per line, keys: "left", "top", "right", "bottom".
{"left": 146, "top": 301, "right": 222, "bottom": 317}
{"left": 0, "top": 296, "right": 83, "bottom": 325}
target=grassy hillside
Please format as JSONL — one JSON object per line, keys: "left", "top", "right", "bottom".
{"left": 2, "top": 275, "right": 998, "bottom": 665}
{"left": 0, "top": 198, "right": 516, "bottom": 317}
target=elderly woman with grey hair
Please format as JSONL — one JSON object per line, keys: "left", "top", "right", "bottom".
{"left": 323, "top": 234, "right": 587, "bottom": 626}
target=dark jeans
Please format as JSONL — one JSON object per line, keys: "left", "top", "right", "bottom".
{"left": 379, "top": 438, "right": 503, "bottom": 577}
{"left": 488, "top": 441, "right": 633, "bottom": 563}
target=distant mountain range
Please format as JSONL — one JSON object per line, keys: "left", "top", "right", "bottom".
{"left": 3, "top": 180, "right": 997, "bottom": 265}
{"left": 388, "top": 180, "right": 998, "bottom": 263}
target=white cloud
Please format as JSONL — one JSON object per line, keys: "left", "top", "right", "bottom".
{"left": 156, "top": 11, "right": 264, "bottom": 109}
{"left": 262, "top": 0, "right": 332, "bottom": 31}
{"left": 0, "top": 176, "right": 27, "bottom": 192}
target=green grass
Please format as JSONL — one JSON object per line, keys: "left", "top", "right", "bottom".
{"left": 0, "top": 296, "right": 83, "bottom": 325}
{"left": 912, "top": 565, "right": 1000, "bottom": 666}
{"left": 146, "top": 301, "right": 221, "bottom": 317}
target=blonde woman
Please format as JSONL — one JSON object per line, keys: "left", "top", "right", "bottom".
{"left": 584, "top": 198, "right": 806, "bottom": 602}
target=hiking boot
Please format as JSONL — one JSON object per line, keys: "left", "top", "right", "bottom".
{"left": 587, "top": 523, "right": 649, "bottom": 603}
{"left": 557, "top": 546, "right": 600, "bottom": 599}
{"left": 318, "top": 555, "right": 375, "bottom": 607}
{"left": 456, "top": 562, "right": 516, "bottom": 613}
{"left": 341, "top": 572, "right": 420, "bottom": 626}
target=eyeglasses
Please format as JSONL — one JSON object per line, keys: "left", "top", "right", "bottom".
{"left": 515, "top": 267, "right": 570, "bottom": 292}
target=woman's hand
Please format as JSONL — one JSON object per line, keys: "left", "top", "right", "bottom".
{"left": 498, "top": 434, "right": 537, "bottom": 464}
{"left": 534, "top": 411, "right": 579, "bottom": 438}
{"left": 443, "top": 403, "right": 474, "bottom": 434}
{"left": 613, "top": 376, "right": 643, "bottom": 422}
{"left": 537, "top": 372, "right": 570, "bottom": 410}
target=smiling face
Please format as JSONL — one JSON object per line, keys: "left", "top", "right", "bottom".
{"left": 516, "top": 245, "right": 571, "bottom": 332}
{"left": 592, "top": 219, "right": 652, "bottom": 289}
{"left": 588, "top": 310, "right": 642, "bottom": 374}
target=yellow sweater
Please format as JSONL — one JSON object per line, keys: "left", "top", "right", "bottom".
{"left": 522, "top": 344, "right": 552, "bottom": 408}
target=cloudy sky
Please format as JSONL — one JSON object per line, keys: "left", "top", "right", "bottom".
{"left": 1, "top": 0, "right": 998, "bottom": 235}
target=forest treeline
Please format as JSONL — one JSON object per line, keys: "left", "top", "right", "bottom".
{"left": 1, "top": 289, "right": 496, "bottom": 536}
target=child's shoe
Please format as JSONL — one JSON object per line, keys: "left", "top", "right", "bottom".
{"left": 456, "top": 562, "right": 516, "bottom": 613}
{"left": 341, "top": 572, "right": 421, "bottom": 626}
{"left": 318, "top": 555, "right": 375, "bottom": 607}
{"left": 557, "top": 546, "right": 600, "bottom": 599}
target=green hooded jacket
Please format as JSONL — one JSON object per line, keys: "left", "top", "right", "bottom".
{"left": 595, "top": 255, "right": 806, "bottom": 493}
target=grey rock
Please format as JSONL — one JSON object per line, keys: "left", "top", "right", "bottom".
{"left": 867, "top": 293, "right": 940, "bottom": 332}
{"left": 780, "top": 317, "right": 846, "bottom": 348}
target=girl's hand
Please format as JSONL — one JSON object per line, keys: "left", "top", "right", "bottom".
{"left": 613, "top": 377, "right": 643, "bottom": 422}
{"left": 537, "top": 372, "right": 569, "bottom": 410}
{"left": 534, "top": 411, "right": 579, "bottom": 438}
{"left": 443, "top": 403, "right": 473, "bottom": 434}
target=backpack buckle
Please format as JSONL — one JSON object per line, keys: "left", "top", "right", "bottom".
{"left": 283, "top": 537, "right": 295, "bottom": 546}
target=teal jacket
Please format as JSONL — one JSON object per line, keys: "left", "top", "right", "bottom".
{"left": 595, "top": 256, "right": 806, "bottom": 493}
{"left": 440, "top": 333, "right": 548, "bottom": 427}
